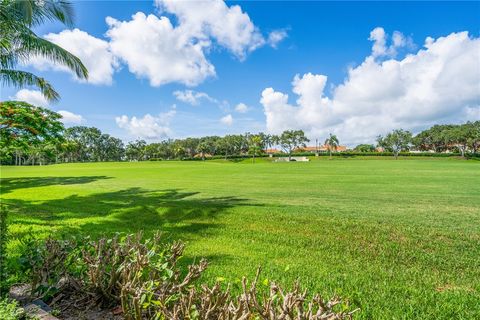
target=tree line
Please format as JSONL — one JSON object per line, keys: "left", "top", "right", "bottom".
{"left": 1, "top": 101, "right": 479, "bottom": 165}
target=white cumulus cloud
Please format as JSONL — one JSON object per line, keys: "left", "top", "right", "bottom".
{"left": 116, "top": 108, "right": 176, "bottom": 139}
{"left": 220, "top": 114, "right": 233, "bottom": 126}
{"left": 106, "top": 12, "right": 215, "bottom": 87}
{"left": 156, "top": 0, "right": 273, "bottom": 59}
{"left": 11, "top": 89, "right": 49, "bottom": 107}
{"left": 261, "top": 30, "right": 480, "bottom": 145}
{"left": 26, "top": 29, "right": 118, "bottom": 85}
{"left": 26, "top": 1, "right": 285, "bottom": 88}
{"left": 58, "top": 110, "right": 84, "bottom": 124}
{"left": 369, "top": 27, "right": 411, "bottom": 58}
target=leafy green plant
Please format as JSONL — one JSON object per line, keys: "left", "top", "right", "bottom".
{"left": 17, "top": 233, "right": 73, "bottom": 301}
{"left": 0, "top": 298, "right": 24, "bottom": 320}
{"left": 18, "top": 232, "right": 358, "bottom": 319}
{"left": 0, "top": 206, "right": 8, "bottom": 296}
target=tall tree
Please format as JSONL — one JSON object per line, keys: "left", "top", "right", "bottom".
{"left": 0, "top": 0, "right": 88, "bottom": 101}
{"left": 324, "top": 133, "right": 339, "bottom": 159}
{"left": 278, "top": 130, "right": 309, "bottom": 161}
{"left": 467, "top": 121, "right": 480, "bottom": 154}
{"left": 445, "top": 124, "right": 470, "bottom": 158}
{"left": 248, "top": 135, "right": 262, "bottom": 163}
{"left": 377, "top": 129, "right": 412, "bottom": 159}
{"left": 0, "top": 101, "right": 64, "bottom": 154}
{"left": 125, "top": 140, "right": 146, "bottom": 161}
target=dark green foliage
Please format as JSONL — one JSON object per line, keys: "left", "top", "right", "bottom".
{"left": 377, "top": 129, "right": 413, "bottom": 159}
{"left": 0, "top": 207, "right": 8, "bottom": 296}
{"left": 278, "top": 129, "right": 309, "bottom": 160}
{"left": 0, "top": 298, "right": 23, "bottom": 320}
{"left": 2, "top": 121, "right": 479, "bottom": 165}
{"left": 0, "top": 101, "right": 64, "bottom": 147}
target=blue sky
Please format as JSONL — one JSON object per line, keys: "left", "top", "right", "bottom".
{"left": 2, "top": 1, "right": 479, "bottom": 145}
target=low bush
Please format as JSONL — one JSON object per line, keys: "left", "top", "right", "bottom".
{"left": 0, "top": 206, "right": 9, "bottom": 296}
{"left": 0, "top": 298, "right": 24, "bottom": 320}
{"left": 18, "top": 232, "right": 359, "bottom": 319}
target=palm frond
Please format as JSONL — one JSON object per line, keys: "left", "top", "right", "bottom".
{"left": 0, "top": 69, "right": 60, "bottom": 102}
{"left": 6, "top": 0, "right": 75, "bottom": 27}
{"left": 13, "top": 28, "right": 88, "bottom": 79}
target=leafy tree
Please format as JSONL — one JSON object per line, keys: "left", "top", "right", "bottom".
{"left": 181, "top": 137, "right": 200, "bottom": 158}
{"left": 278, "top": 130, "right": 309, "bottom": 160}
{"left": 262, "top": 134, "right": 277, "bottom": 154}
{"left": 216, "top": 136, "right": 233, "bottom": 160}
{"left": 324, "top": 133, "right": 339, "bottom": 159}
{"left": 196, "top": 141, "right": 210, "bottom": 161}
{"left": 126, "top": 140, "right": 146, "bottom": 161}
{"left": 466, "top": 121, "right": 480, "bottom": 154}
{"left": 445, "top": 124, "right": 471, "bottom": 158}
{"left": 64, "top": 126, "right": 102, "bottom": 161}
{"left": 377, "top": 129, "right": 412, "bottom": 159}
{"left": 413, "top": 124, "right": 455, "bottom": 152}
{"left": 0, "top": 0, "right": 88, "bottom": 101}
{"left": 0, "top": 101, "right": 64, "bottom": 161}
{"left": 354, "top": 144, "right": 375, "bottom": 152}
{"left": 248, "top": 135, "right": 262, "bottom": 163}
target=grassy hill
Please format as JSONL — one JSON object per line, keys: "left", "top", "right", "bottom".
{"left": 1, "top": 158, "right": 479, "bottom": 319}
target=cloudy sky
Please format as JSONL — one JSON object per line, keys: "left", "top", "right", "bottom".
{"left": 2, "top": 0, "right": 479, "bottom": 146}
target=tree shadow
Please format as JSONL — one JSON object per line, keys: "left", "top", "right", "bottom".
{"left": 0, "top": 176, "right": 111, "bottom": 195}
{"left": 3, "top": 185, "right": 259, "bottom": 243}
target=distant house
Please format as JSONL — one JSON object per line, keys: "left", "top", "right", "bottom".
{"left": 295, "top": 145, "right": 347, "bottom": 153}
{"left": 375, "top": 147, "right": 384, "bottom": 152}
{"left": 193, "top": 153, "right": 213, "bottom": 159}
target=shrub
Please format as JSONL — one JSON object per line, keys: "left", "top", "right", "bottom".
{"left": 0, "top": 298, "right": 24, "bottom": 320}
{"left": 19, "top": 232, "right": 359, "bottom": 319}
{"left": 17, "top": 235, "right": 73, "bottom": 301}
{"left": 0, "top": 206, "right": 8, "bottom": 296}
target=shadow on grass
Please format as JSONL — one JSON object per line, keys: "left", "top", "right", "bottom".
{"left": 0, "top": 176, "right": 111, "bottom": 194}
{"left": 2, "top": 177, "right": 259, "bottom": 244}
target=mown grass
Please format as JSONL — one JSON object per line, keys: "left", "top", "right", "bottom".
{"left": 1, "top": 158, "right": 479, "bottom": 319}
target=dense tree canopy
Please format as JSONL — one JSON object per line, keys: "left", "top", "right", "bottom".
{"left": 0, "top": 101, "right": 65, "bottom": 165}
{"left": 377, "top": 129, "right": 413, "bottom": 159}
{"left": 1, "top": 120, "right": 479, "bottom": 165}
{"left": 278, "top": 130, "right": 309, "bottom": 160}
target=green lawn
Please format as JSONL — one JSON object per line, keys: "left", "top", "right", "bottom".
{"left": 1, "top": 158, "right": 479, "bottom": 319}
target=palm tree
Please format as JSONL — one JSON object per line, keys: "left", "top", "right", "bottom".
{"left": 248, "top": 135, "right": 262, "bottom": 163}
{"left": 0, "top": 0, "right": 88, "bottom": 101}
{"left": 324, "top": 133, "right": 339, "bottom": 159}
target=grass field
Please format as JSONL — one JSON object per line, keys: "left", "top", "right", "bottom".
{"left": 1, "top": 158, "right": 479, "bottom": 319}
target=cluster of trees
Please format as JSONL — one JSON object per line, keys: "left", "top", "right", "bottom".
{"left": 0, "top": 102, "right": 123, "bottom": 165}
{"left": 126, "top": 129, "right": 310, "bottom": 162}
{"left": 375, "top": 122, "right": 480, "bottom": 159}
{"left": 1, "top": 101, "right": 479, "bottom": 165}
{"left": 0, "top": 101, "right": 314, "bottom": 165}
